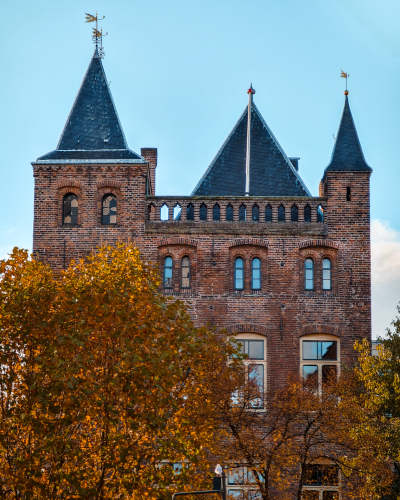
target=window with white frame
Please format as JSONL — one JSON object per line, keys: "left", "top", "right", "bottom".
{"left": 302, "top": 464, "right": 340, "bottom": 499}
{"left": 234, "top": 334, "right": 267, "bottom": 409}
{"left": 227, "top": 466, "right": 263, "bottom": 499}
{"left": 300, "top": 335, "right": 340, "bottom": 392}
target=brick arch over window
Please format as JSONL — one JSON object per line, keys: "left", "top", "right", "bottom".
{"left": 299, "top": 324, "right": 341, "bottom": 338}
{"left": 58, "top": 186, "right": 81, "bottom": 198}
{"left": 226, "top": 323, "right": 272, "bottom": 338}
{"left": 228, "top": 238, "right": 269, "bottom": 249}
{"left": 158, "top": 237, "right": 198, "bottom": 248}
{"left": 56, "top": 180, "right": 81, "bottom": 190}
{"left": 299, "top": 240, "right": 340, "bottom": 250}
{"left": 97, "top": 180, "right": 124, "bottom": 189}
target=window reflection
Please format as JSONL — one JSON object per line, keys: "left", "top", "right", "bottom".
{"left": 303, "top": 341, "right": 337, "bottom": 361}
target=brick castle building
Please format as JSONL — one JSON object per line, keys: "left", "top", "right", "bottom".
{"left": 32, "top": 49, "right": 372, "bottom": 497}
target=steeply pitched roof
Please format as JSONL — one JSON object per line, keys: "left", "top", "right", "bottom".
{"left": 325, "top": 95, "right": 371, "bottom": 173}
{"left": 192, "top": 103, "right": 310, "bottom": 197}
{"left": 35, "top": 50, "right": 143, "bottom": 163}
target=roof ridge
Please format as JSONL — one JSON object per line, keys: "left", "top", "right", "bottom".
{"left": 251, "top": 103, "right": 311, "bottom": 196}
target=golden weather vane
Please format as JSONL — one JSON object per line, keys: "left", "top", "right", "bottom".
{"left": 340, "top": 70, "right": 350, "bottom": 94}
{"left": 85, "top": 12, "right": 108, "bottom": 59}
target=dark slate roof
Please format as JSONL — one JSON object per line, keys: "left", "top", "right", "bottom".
{"left": 192, "top": 103, "right": 310, "bottom": 197}
{"left": 325, "top": 95, "right": 371, "bottom": 173}
{"left": 35, "top": 50, "right": 143, "bottom": 163}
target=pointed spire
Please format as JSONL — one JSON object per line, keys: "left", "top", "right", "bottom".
{"left": 36, "top": 51, "right": 143, "bottom": 162}
{"left": 325, "top": 93, "right": 371, "bottom": 173}
{"left": 245, "top": 84, "right": 256, "bottom": 196}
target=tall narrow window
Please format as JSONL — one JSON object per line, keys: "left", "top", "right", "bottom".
{"left": 304, "top": 204, "right": 311, "bottom": 223}
{"left": 63, "top": 193, "right": 78, "bottom": 224}
{"left": 213, "top": 204, "right": 220, "bottom": 221}
{"left": 234, "top": 257, "right": 244, "bottom": 290}
{"left": 181, "top": 256, "right": 190, "bottom": 289}
{"left": 187, "top": 203, "right": 194, "bottom": 221}
{"left": 102, "top": 194, "right": 117, "bottom": 224}
{"left": 251, "top": 258, "right": 261, "bottom": 290}
{"left": 346, "top": 186, "right": 351, "bottom": 201}
{"left": 226, "top": 204, "right": 233, "bottom": 221}
{"left": 317, "top": 205, "right": 324, "bottom": 223}
{"left": 239, "top": 204, "right": 246, "bottom": 221}
{"left": 305, "top": 258, "right": 314, "bottom": 290}
{"left": 164, "top": 256, "right": 173, "bottom": 288}
{"left": 291, "top": 205, "right": 298, "bottom": 222}
{"left": 322, "top": 258, "right": 331, "bottom": 290}
{"left": 200, "top": 204, "right": 207, "bottom": 221}
{"left": 278, "top": 204, "right": 285, "bottom": 222}
{"left": 265, "top": 205, "right": 272, "bottom": 222}
{"left": 252, "top": 205, "right": 259, "bottom": 222}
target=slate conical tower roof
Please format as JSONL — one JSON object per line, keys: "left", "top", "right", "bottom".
{"left": 36, "top": 50, "right": 143, "bottom": 163}
{"left": 192, "top": 100, "right": 310, "bottom": 196}
{"left": 324, "top": 94, "right": 371, "bottom": 173}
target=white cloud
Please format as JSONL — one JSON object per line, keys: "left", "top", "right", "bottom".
{"left": 371, "top": 219, "right": 400, "bottom": 337}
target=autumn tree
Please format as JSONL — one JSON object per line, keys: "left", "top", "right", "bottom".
{"left": 0, "top": 245, "right": 240, "bottom": 500}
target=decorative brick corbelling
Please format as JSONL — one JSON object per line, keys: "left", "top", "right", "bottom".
{"left": 158, "top": 237, "right": 198, "bottom": 248}
{"left": 228, "top": 238, "right": 269, "bottom": 248}
{"left": 299, "top": 324, "right": 341, "bottom": 338}
{"left": 226, "top": 323, "right": 272, "bottom": 338}
{"left": 56, "top": 180, "right": 81, "bottom": 189}
{"left": 97, "top": 180, "right": 123, "bottom": 189}
{"left": 299, "top": 239, "right": 340, "bottom": 250}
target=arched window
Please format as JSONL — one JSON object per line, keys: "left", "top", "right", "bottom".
{"left": 305, "top": 258, "right": 314, "bottom": 290}
{"left": 187, "top": 203, "right": 194, "bottom": 221}
{"left": 251, "top": 258, "right": 261, "bottom": 290}
{"left": 164, "top": 256, "right": 173, "bottom": 288}
{"left": 200, "top": 204, "right": 207, "bottom": 221}
{"left": 322, "top": 258, "right": 331, "bottom": 290}
{"left": 213, "top": 204, "right": 220, "bottom": 221}
{"left": 304, "top": 204, "right": 311, "bottom": 223}
{"left": 252, "top": 205, "right": 259, "bottom": 222}
{"left": 63, "top": 193, "right": 78, "bottom": 224}
{"left": 102, "top": 194, "right": 117, "bottom": 224}
{"left": 226, "top": 204, "right": 233, "bottom": 221}
{"left": 291, "top": 205, "right": 298, "bottom": 222}
{"left": 265, "top": 205, "right": 272, "bottom": 222}
{"left": 278, "top": 204, "right": 285, "bottom": 222}
{"left": 239, "top": 204, "right": 246, "bottom": 221}
{"left": 181, "top": 256, "right": 190, "bottom": 289}
{"left": 317, "top": 205, "right": 324, "bottom": 223}
{"left": 234, "top": 257, "right": 244, "bottom": 290}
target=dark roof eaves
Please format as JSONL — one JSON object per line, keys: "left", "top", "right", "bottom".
{"left": 252, "top": 103, "right": 312, "bottom": 197}
{"left": 190, "top": 106, "right": 248, "bottom": 196}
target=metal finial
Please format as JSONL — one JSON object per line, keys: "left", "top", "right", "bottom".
{"left": 85, "top": 12, "right": 107, "bottom": 59}
{"left": 247, "top": 84, "right": 256, "bottom": 95}
{"left": 340, "top": 70, "right": 350, "bottom": 95}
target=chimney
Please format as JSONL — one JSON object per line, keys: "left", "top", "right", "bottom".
{"left": 141, "top": 148, "right": 157, "bottom": 195}
{"left": 289, "top": 157, "right": 300, "bottom": 171}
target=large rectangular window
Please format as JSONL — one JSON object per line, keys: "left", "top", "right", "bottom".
{"left": 301, "top": 339, "right": 340, "bottom": 394}
{"left": 302, "top": 464, "right": 340, "bottom": 500}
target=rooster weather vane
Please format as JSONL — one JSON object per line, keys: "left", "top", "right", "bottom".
{"left": 85, "top": 12, "right": 108, "bottom": 59}
{"left": 341, "top": 70, "right": 350, "bottom": 94}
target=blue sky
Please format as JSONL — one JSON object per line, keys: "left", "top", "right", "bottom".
{"left": 1, "top": 0, "right": 399, "bottom": 336}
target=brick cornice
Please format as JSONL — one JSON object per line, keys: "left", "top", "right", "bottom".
{"left": 299, "top": 324, "right": 341, "bottom": 338}
{"left": 299, "top": 239, "right": 340, "bottom": 250}
{"left": 158, "top": 237, "right": 198, "bottom": 248}
{"left": 225, "top": 323, "right": 272, "bottom": 337}
{"left": 228, "top": 238, "right": 269, "bottom": 248}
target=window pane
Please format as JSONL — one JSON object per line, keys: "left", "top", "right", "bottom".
{"left": 321, "top": 342, "right": 337, "bottom": 360}
{"left": 278, "top": 205, "right": 285, "bottom": 222}
{"left": 291, "top": 205, "right": 298, "bottom": 222}
{"left": 247, "top": 340, "right": 264, "bottom": 360}
{"left": 304, "top": 465, "right": 319, "bottom": 485}
{"left": 322, "top": 365, "right": 337, "bottom": 386}
{"left": 228, "top": 468, "right": 244, "bottom": 485}
{"left": 303, "top": 365, "right": 318, "bottom": 390}
{"left": 228, "top": 490, "right": 243, "bottom": 499}
{"left": 320, "top": 465, "right": 339, "bottom": 485}
{"left": 304, "top": 205, "right": 311, "bottom": 223}
{"left": 239, "top": 205, "right": 246, "bottom": 221}
{"left": 249, "top": 364, "right": 264, "bottom": 407}
{"left": 102, "top": 195, "right": 117, "bottom": 224}
{"left": 252, "top": 205, "right": 259, "bottom": 222}
{"left": 164, "top": 257, "right": 173, "bottom": 288}
{"left": 302, "top": 491, "right": 319, "bottom": 500}
{"left": 187, "top": 204, "right": 194, "bottom": 220}
{"left": 305, "top": 259, "right": 314, "bottom": 290}
{"left": 265, "top": 205, "right": 272, "bottom": 222}
{"left": 200, "top": 204, "right": 207, "bottom": 221}
{"left": 181, "top": 257, "right": 190, "bottom": 289}
{"left": 323, "top": 492, "right": 339, "bottom": 500}
{"left": 226, "top": 205, "right": 233, "bottom": 221}
{"left": 213, "top": 204, "right": 220, "bottom": 221}
{"left": 235, "top": 258, "right": 244, "bottom": 290}
{"left": 252, "top": 258, "right": 261, "bottom": 290}
{"left": 303, "top": 341, "right": 318, "bottom": 360}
